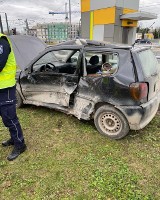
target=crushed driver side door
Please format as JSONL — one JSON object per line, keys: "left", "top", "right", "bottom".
{"left": 20, "top": 46, "right": 82, "bottom": 107}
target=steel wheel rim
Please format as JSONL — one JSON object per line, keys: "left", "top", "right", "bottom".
{"left": 98, "top": 112, "right": 122, "bottom": 135}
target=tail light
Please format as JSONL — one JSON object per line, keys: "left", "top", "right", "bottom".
{"left": 129, "top": 82, "right": 148, "bottom": 101}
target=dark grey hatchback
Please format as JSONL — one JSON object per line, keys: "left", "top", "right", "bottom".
{"left": 15, "top": 38, "right": 160, "bottom": 139}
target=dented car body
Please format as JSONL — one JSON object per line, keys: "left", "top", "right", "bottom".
{"left": 15, "top": 38, "right": 160, "bottom": 139}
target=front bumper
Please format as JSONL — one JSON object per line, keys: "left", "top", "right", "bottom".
{"left": 116, "top": 92, "right": 160, "bottom": 130}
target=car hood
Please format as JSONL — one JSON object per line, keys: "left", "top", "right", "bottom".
{"left": 9, "top": 35, "right": 47, "bottom": 70}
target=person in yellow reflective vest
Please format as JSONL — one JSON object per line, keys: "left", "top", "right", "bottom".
{"left": 0, "top": 33, "right": 26, "bottom": 161}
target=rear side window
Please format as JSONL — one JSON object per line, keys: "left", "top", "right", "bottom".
{"left": 85, "top": 51, "right": 119, "bottom": 76}
{"left": 138, "top": 49, "right": 160, "bottom": 77}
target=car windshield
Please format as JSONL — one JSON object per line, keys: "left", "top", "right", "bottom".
{"left": 35, "top": 51, "right": 59, "bottom": 65}
{"left": 54, "top": 50, "right": 73, "bottom": 62}
{"left": 138, "top": 49, "right": 160, "bottom": 77}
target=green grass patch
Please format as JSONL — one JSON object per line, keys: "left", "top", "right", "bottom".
{"left": 0, "top": 106, "right": 160, "bottom": 199}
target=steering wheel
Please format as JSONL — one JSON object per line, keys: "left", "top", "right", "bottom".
{"left": 40, "top": 63, "right": 56, "bottom": 72}
{"left": 45, "top": 63, "right": 56, "bottom": 71}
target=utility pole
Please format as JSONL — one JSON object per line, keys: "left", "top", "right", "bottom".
{"left": 5, "top": 13, "right": 10, "bottom": 35}
{"left": 65, "top": 3, "right": 69, "bottom": 40}
{"left": 0, "top": 15, "right": 4, "bottom": 33}
{"left": 78, "top": 18, "right": 81, "bottom": 37}
{"left": 24, "top": 19, "right": 29, "bottom": 35}
{"left": 68, "top": 0, "right": 72, "bottom": 39}
{"left": 65, "top": 2, "right": 69, "bottom": 23}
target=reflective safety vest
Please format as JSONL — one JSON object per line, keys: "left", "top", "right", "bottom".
{"left": 0, "top": 33, "right": 16, "bottom": 89}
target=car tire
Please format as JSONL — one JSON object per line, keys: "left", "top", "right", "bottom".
{"left": 16, "top": 90, "right": 23, "bottom": 108}
{"left": 94, "top": 105, "right": 129, "bottom": 139}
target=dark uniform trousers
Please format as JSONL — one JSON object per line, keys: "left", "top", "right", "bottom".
{"left": 0, "top": 86, "right": 24, "bottom": 148}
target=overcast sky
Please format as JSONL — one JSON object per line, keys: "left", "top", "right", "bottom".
{"left": 0, "top": 0, "right": 160, "bottom": 32}
{"left": 0, "top": 0, "right": 80, "bottom": 32}
{"left": 139, "top": 0, "right": 160, "bottom": 28}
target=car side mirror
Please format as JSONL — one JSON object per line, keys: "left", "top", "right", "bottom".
{"left": 27, "top": 74, "right": 37, "bottom": 84}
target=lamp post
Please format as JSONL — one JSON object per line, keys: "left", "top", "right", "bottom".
{"left": 0, "top": 12, "right": 10, "bottom": 35}
{"left": 5, "top": 13, "right": 10, "bottom": 35}
{"left": 68, "top": 0, "right": 72, "bottom": 39}
{"left": 78, "top": 18, "right": 81, "bottom": 37}
{"left": 0, "top": 14, "right": 3, "bottom": 33}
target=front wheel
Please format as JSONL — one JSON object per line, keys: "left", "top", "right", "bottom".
{"left": 94, "top": 105, "right": 129, "bottom": 139}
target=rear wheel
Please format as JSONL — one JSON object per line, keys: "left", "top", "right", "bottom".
{"left": 16, "top": 90, "right": 23, "bottom": 108}
{"left": 94, "top": 105, "right": 129, "bottom": 139}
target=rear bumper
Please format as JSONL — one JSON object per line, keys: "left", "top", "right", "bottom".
{"left": 116, "top": 92, "right": 160, "bottom": 130}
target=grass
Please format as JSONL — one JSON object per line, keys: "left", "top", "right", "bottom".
{"left": 0, "top": 105, "right": 160, "bottom": 200}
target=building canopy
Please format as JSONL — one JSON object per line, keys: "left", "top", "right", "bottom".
{"left": 120, "top": 11, "right": 157, "bottom": 21}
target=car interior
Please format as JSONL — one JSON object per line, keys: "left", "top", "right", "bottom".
{"left": 32, "top": 49, "right": 80, "bottom": 75}
{"left": 31, "top": 49, "right": 119, "bottom": 77}
{"left": 85, "top": 52, "right": 119, "bottom": 76}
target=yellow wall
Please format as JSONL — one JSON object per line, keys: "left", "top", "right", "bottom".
{"left": 123, "top": 8, "right": 137, "bottom": 14}
{"left": 94, "top": 7, "right": 116, "bottom": 25}
{"left": 122, "top": 19, "right": 138, "bottom": 27}
{"left": 122, "top": 8, "right": 138, "bottom": 27}
{"left": 90, "top": 11, "right": 93, "bottom": 39}
{"left": 81, "top": 0, "right": 90, "bottom": 12}
{"left": 145, "top": 33, "right": 154, "bottom": 39}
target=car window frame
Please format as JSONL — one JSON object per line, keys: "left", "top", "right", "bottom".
{"left": 83, "top": 47, "right": 120, "bottom": 77}
{"left": 27, "top": 45, "right": 83, "bottom": 75}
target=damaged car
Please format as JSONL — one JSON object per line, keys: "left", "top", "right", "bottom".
{"left": 11, "top": 36, "right": 160, "bottom": 139}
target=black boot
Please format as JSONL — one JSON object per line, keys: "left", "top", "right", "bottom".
{"left": 7, "top": 144, "right": 27, "bottom": 161}
{"left": 2, "top": 139, "right": 14, "bottom": 147}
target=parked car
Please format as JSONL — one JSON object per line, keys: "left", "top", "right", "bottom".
{"left": 11, "top": 36, "right": 160, "bottom": 139}
{"left": 135, "top": 38, "right": 152, "bottom": 44}
{"left": 156, "top": 56, "right": 160, "bottom": 63}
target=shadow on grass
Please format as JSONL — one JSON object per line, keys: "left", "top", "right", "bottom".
{"left": 17, "top": 104, "right": 160, "bottom": 142}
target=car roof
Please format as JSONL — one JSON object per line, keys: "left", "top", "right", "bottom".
{"left": 54, "top": 39, "right": 132, "bottom": 50}
{"left": 46, "top": 39, "right": 150, "bottom": 53}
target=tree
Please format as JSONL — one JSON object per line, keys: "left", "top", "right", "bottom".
{"left": 157, "top": 28, "right": 160, "bottom": 39}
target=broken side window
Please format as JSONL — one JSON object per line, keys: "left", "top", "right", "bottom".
{"left": 32, "top": 49, "right": 80, "bottom": 75}
{"left": 85, "top": 51, "right": 119, "bottom": 76}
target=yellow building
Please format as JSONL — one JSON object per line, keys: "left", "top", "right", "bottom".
{"left": 81, "top": 0, "right": 157, "bottom": 44}
{"left": 144, "top": 33, "right": 154, "bottom": 40}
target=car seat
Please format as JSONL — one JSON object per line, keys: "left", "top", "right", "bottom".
{"left": 87, "top": 55, "right": 100, "bottom": 74}
{"left": 89, "top": 55, "right": 99, "bottom": 65}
